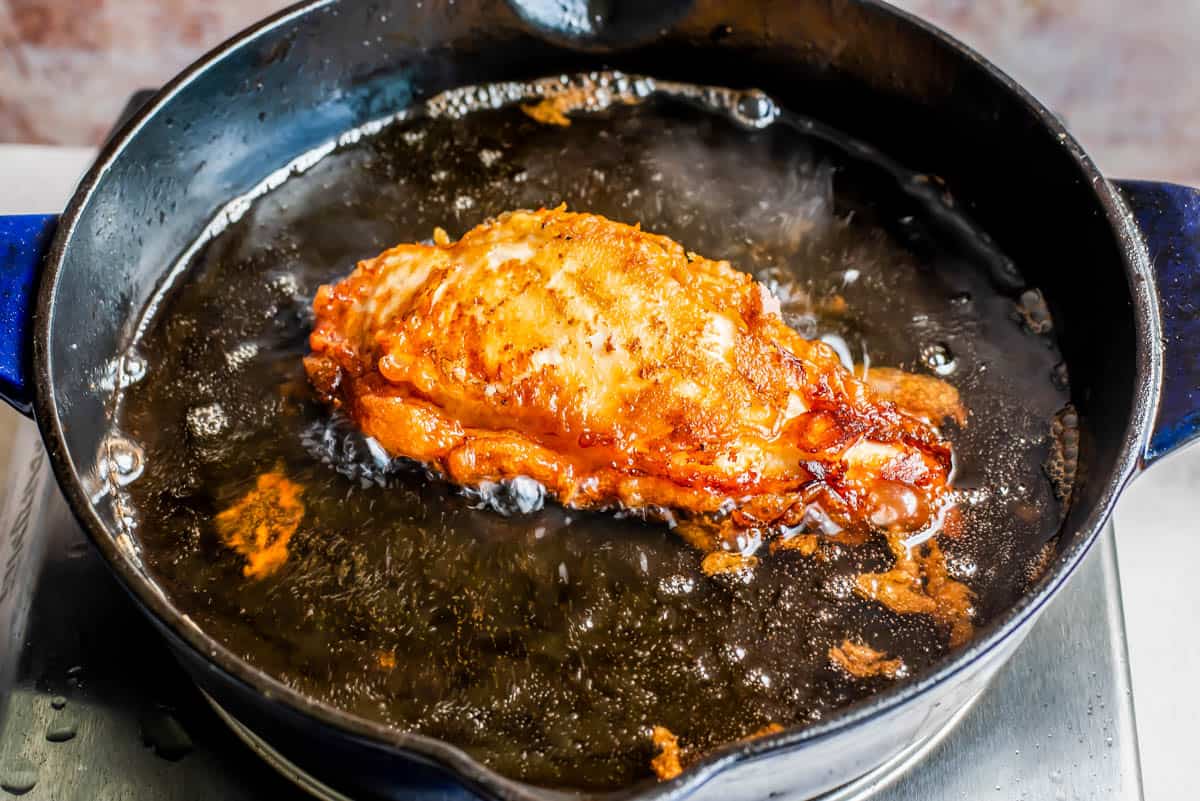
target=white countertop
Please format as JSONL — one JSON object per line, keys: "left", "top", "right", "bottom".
{"left": 2, "top": 144, "right": 1196, "bottom": 800}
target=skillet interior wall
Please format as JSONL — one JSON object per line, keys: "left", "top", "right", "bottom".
{"left": 50, "top": 0, "right": 1135, "bottom": 604}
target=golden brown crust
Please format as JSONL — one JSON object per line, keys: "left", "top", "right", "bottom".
{"left": 306, "top": 207, "right": 957, "bottom": 546}
{"left": 860, "top": 366, "right": 966, "bottom": 427}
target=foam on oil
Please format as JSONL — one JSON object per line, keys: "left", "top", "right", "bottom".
{"left": 113, "top": 73, "right": 1072, "bottom": 790}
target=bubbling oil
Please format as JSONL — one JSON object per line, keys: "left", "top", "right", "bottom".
{"left": 114, "top": 73, "right": 1071, "bottom": 791}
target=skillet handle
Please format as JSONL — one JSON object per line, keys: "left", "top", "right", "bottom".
{"left": 0, "top": 214, "right": 57, "bottom": 416}
{"left": 1112, "top": 180, "right": 1200, "bottom": 465}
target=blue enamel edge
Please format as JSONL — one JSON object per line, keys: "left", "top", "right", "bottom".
{"left": 0, "top": 214, "right": 57, "bottom": 415}
{"left": 1114, "top": 180, "right": 1200, "bottom": 464}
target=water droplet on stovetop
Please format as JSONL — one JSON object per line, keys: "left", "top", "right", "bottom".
{"left": 49, "top": 696, "right": 67, "bottom": 710}
{"left": 139, "top": 707, "right": 193, "bottom": 761}
{"left": 46, "top": 718, "right": 78, "bottom": 743}
{"left": 0, "top": 758, "right": 38, "bottom": 795}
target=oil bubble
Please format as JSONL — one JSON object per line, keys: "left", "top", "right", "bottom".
{"left": 920, "top": 341, "right": 957, "bottom": 376}
{"left": 97, "top": 437, "right": 145, "bottom": 488}
{"left": 732, "top": 90, "right": 779, "bottom": 129}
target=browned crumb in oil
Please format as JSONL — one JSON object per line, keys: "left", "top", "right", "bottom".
{"left": 853, "top": 557, "right": 936, "bottom": 617}
{"left": 648, "top": 720, "right": 780, "bottom": 781}
{"left": 854, "top": 533, "right": 975, "bottom": 647}
{"left": 521, "top": 96, "right": 574, "bottom": 127}
{"left": 823, "top": 294, "right": 848, "bottom": 314}
{"left": 676, "top": 515, "right": 749, "bottom": 554}
{"left": 746, "top": 722, "right": 784, "bottom": 739}
{"left": 829, "top": 639, "right": 905, "bottom": 679}
{"left": 771, "top": 533, "right": 819, "bottom": 556}
{"left": 921, "top": 540, "right": 975, "bottom": 647}
{"left": 376, "top": 651, "right": 397, "bottom": 670}
{"left": 214, "top": 470, "right": 304, "bottom": 580}
{"left": 650, "top": 726, "right": 683, "bottom": 781}
{"left": 520, "top": 85, "right": 646, "bottom": 127}
{"left": 700, "top": 551, "right": 758, "bottom": 576}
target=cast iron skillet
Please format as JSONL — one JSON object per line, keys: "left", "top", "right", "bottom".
{"left": 0, "top": 1, "right": 1197, "bottom": 799}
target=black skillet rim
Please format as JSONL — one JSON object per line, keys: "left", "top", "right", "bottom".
{"left": 30, "top": 1, "right": 1160, "bottom": 799}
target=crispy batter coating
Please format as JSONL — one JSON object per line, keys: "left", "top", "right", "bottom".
{"left": 306, "top": 207, "right": 956, "bottom": 547}
{"left": 859, "top": 367, "right": 966, "bottom": 427}
{"left": 829, "top": 639, "right": 905, "bottom": 679}
{"left": 214, "top": 470, "right": 304, "bottom": 579}
{"left": 771, "top": 532, "right": 820, "bottom": 556}
{"left": 650, "top": 726, "right": 683, "bottom": 781}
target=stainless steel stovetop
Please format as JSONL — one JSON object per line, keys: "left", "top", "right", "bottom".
{"left": 0, "top": 405, "right": 1143, "bottom": 800}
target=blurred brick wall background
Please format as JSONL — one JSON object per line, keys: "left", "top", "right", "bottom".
{"left": 0, "top": 0, "right": 1197, "bottom": 183}
{"left": 0, "top": 0, "right": 285, "bottom": 144}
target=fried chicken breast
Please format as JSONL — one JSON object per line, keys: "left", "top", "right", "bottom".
{"left": 305, "top": 208, "right": 959, "bottom": 548}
